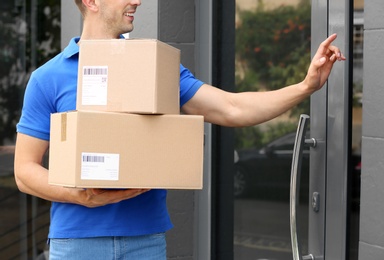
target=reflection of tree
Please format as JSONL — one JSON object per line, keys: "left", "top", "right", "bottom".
{"left": 32, "top": 1, "right": 61, "bottom": 66}
{"left": 0, "top": 8, "right": 26, "bottom": 145}
{"left": 235, "top": 0, "right": 311, "bottom": 149}
{"left": 0, "top": 1, "right": 60, "bottom": 145}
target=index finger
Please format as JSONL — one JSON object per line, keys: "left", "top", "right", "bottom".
{"left": 316, "top": 33, "right": 338, "bottom": 55}
{"left": 322, "top": 33, "right": 338, "bottom": 47}
{"left": 317, "top": 33, "right": 346, "bottom": 61}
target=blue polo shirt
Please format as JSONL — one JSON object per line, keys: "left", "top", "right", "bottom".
{"left": 17, "top": 37, "right": 204, "bottom": 238}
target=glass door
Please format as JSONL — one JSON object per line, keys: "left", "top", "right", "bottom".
{"left": 234, "top": 0, "right": 361, "bottom": 259}
{"left": 0, "top": 1, "right": 60, "bottom": 258}
{"left": 234, "top": 0, "right": 311, "bottom": 258}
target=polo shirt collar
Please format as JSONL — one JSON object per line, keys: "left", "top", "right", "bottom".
{"left": 63, "top": 37, "right": 80, "bottom": 58}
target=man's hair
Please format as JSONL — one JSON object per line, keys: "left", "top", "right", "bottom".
{"left": 74, "top": 0, "right": 86, "bottom": 17}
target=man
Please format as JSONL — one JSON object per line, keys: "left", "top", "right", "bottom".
{"left": 14, "top": 0, "right": 345, "bottom": 259}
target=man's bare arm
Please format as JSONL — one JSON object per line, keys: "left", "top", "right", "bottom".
{"left": 14, "top": 133, "right": 149, "bottom": 207}
{"left": 182, "top": 34, "right": 345, "bottom": 127}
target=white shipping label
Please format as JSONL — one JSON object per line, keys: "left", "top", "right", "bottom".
{"left": 81, "top": 152, "right": 120, "bottom": 181}
{"left": 81, "top": 66, "right": 108, "bottom": 105}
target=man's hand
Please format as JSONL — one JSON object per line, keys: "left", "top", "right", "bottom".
{"left": 303, "top": 33, "right": 346, "bottom": 93}
{"left": 77, "top": 188, "right": 151, "bottom": 208}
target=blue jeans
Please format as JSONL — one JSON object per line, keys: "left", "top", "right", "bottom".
{"left": 49, "top": 233, "right": 166, "bottom": 260}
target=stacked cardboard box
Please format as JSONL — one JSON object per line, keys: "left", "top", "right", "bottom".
{"left": 48, "top": 39, "right": 204, "bottom": 189}
{"left": 76, "top": 39, "right": 180, "bottom": 114}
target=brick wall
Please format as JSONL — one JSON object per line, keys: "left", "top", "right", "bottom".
{"left": 359, "top": 0, "right": 384, "bottom": 259}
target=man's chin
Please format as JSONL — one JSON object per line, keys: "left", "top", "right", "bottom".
{"left": 124, "top": 25, "right": 134, "bottom": 34}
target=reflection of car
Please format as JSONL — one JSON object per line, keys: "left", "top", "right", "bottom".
{"left": 234, "top": 132, "right": 362, "bottom": 202}
{"left": 234, "top": 132, "right": 310, "bottom": 200}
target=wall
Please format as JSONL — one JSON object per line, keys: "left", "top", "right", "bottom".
{"left": 159, "top": 2, "right": 197, "bottom": 259}
{"left": 359, "top": 0, "right": 384, "bottom": 259}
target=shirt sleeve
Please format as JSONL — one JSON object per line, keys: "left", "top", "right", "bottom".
{"left": 179, "top": 64, "right": 205, "bottom": 107}
{"left": 16, "top": 73, "right": 55, "bottom": 141}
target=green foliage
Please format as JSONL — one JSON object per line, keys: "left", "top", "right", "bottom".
{"left": 235, "top": 121, "right": 297, "bottom": 149}
{"left": 236, "top": 0, "right": 311, "bottom": 88}
{"left": 259, "top": 121, "right": 297, "bottom": 145}
{"left": 235, "top": 126, "right": 263, "bottom": 149}
{"left": 235, "top": 0, "right": 311, "bottom": 149}
{"left": 235, "top": 70, "right": 260, "bottom": 93}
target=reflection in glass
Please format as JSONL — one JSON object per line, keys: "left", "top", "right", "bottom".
{"left": 0, "top": 1, "right": 60, "bottom": 258}
{"left": 234, "top": 1, "right": 311, "bottom": 258}
{"left": 234, "top": 0, "right": 363, "bottom": 259}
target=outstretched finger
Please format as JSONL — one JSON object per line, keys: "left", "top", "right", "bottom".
{"left": 317, "top": 34, "right": 342, "bottom": 57}
{"left": 321, "top": 33, "right": 338, "bottom": 47}
{"left": 315, "top": 34, "right": 346, "bottom": 62}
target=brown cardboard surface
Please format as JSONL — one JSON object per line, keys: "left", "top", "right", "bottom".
{"left": 77, "top": 39, "right": 180, "bottom": 114}
{"left": 48, "top": 111, "right": 204, "bottom": 189}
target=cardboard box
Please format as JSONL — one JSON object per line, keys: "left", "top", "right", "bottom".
{"left": 77, "top": 39, "right": 180, "bottom": 114}
{"left": 48, "top": 111, "right": 204, "bottom": 189}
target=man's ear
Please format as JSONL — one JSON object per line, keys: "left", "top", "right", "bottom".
{"left": 82, "top": 0, "right": 99, "bottom": 13}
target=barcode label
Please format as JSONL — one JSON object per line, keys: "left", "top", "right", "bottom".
{"left": 83, "top": 67, "right": 108, "bottom": 75}
{"left": 81, "top": 152, "right": 119, "bottom": 181}
{"left": 82, "top": 155, "right": 105, "bottom": 163}
{"left": 81, "top": 66, "right": 108, "bottom": 106}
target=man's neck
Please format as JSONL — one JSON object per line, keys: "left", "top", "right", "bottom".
{"left": 80, "top": 21, "right": 121, "bottom": 40}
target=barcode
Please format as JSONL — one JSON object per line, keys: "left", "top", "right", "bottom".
{"left": 83, "top": 67, "right": 108, "bottom": 75}
{"left": 82, "top": 155, "right": 105, "bottom": 163}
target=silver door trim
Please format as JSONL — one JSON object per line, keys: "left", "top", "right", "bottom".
{"left": 325, "top": 0, "right": 351, "bottom": 258}
{"left": 309, "top": 0, "right": 329, "bottom": 257}
{"left": 310, "top": 0, "right": 352, "bottom": 259}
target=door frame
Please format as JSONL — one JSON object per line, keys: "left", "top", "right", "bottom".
{"left": 309, "top": 0, "right": 353, "bottom": 259}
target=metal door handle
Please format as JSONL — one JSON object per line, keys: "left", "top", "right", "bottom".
{"left": 290, "top": 114, "right": 315, "bottom": 260}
